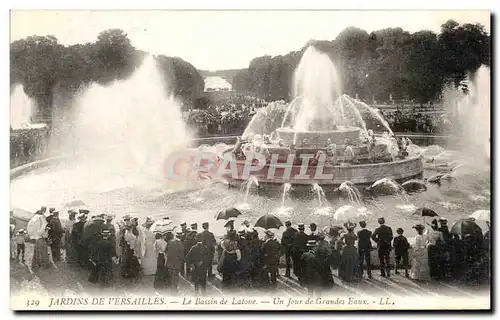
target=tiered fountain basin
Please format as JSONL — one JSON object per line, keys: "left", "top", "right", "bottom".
{"left": 205, "top": 153, "right": 423, "bottom": 187}
{"left": 200, "top": 138, "right": 423, "bottom": 187}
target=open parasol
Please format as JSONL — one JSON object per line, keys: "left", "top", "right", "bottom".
{"left": 215, "top": 207, "right": 242, "bottom": 220}
{"left": 412, "top": 207, "right": 439, "bottom": 218}
{"left": 450, "top": 218, "right": 483, "bottom": 238}
{"left": 469, "top": 210, "right": 490, "bottom": 222}
{"left": 151, "top": 218, "right": 176, "bottom": 235}
{"left": 254, "top": 214, "right": 283, "bottom": 230}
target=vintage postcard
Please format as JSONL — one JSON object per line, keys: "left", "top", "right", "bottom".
{"left": 9, "top": 10, "right": 491, "bottom": 311}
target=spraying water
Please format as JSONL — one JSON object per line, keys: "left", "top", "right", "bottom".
{"left": 10, "top": 84, "right": 34, "bottom": 129}
{"left": 339, "top": 181, "right": 362, "bottom": 204}
{"left": 239, "top": 175, "right": 259, "bottom": 208}
{"left": 44, "top": 55, "right": 193, "bottom": 194}
{"left": 291, "top": 47, "right": 343, "bottom": 130}
{"left": 443, "top": 65, "right": 490, "bottom": 160}
{"left": 281, "top": 182, "right": 292, "bottom": 207}
{"left": 312, "top": 183, "right": 327, "bottom": 207}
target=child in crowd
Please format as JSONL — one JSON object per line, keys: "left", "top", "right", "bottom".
{"left": 393, "top": 228, "right": 410, "bottom": 277}
{"left": 15, "top": 229, "right": 28, "bottom": 263}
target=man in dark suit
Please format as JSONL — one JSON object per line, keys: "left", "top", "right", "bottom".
{"left": 185, "top": 223, "right": 198, "bottom": 278}
{"left": 185, "top": 240, "right": 211, "bottom": 296}
{"left": 167, "top": 232, "right": 185, "bottom": 295}
{"left": 292, "top": 223, "right": 309, "bottom": 284}
{"left": 357, "top": 220, "right": 373, "bottom": 278}
{"left": 196, "top": 222, "right": 216, "bottom": 278}
{"left": 281, "top": 221, "right": 297, "bottom": 277}
{"left": 262, "top": 230, "right": 281, "bottom": 289}
{"left": 371, "top": 217, "right": 393, "bottom": 277}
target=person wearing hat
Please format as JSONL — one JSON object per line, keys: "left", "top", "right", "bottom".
{"left": 27, "top": 209, "right": 50, "bottom": 270}
{"left": 64, "top": 211, "right": 78, "bottom": 264}
{"left": 166, "top": 231, "right": 185, "bottom": 294}
{"left": 153, "top": 232, "right": 170, "bottom": 290}
{"left": 357, "top": 221, "right": 373, "bottom": 278}
{"left": 196, "top": 222, "right": 216, "bottom": 278}
{"left": 141, "top": 216, "right": 158, "bottom": 276}
{"left": 71, "top": 213, "right": 88, "bottom": 267}
{"left": 371, "top": 217, "right": 394, "bottom": 277}
{"left": 315, "top": 231, "right": 334, "bottom": 288}
{"left": 281, "top": 221, "right": 298, "bottom": 278}
{"left": 426, "top": 218, "right": 444, "bottom": 280}
{"left": 341, "top": 221, "right": 358, "bottom": 245}
{"left": 183, "top": 223, "right": 199, "bottom": 278}
{"left": 15, "top": 229, "right": 28, "bottom": 263}
{"left": 301, "top": 240, "right": 321, "bottom": 295}
{"left": 262, "top": 230, "right": 280, "bottom": 289}
{"left": 393, "top": 228, "right": 410, "bottom": 277}
{"left": 309, "top": 223, "right": 319, "bottom": 241}
{"left": 218, "top": 230, "right": 240, "bottom": 289}
{"left": 83, "top": 213, "right": 107, "bottom": 270}
{"left": 292, "top": 223, "right": 309, "bottom": 284}
{"left": 47, "top": 210, "right": 64, "bottom": 262}
{"left": 185, "top": 238, "right": 211, "bottom": 296}
{"left": 409, "top": 224, "right": 430, "bottom": 281}
{"left": 49, "top": 207, "right": 56, "bottom": 214}
{"left": 88, "top": 229, "right": 117, "bottom": 287}
{"left": 339, "top": 227, "right": 362, "bottom": 283}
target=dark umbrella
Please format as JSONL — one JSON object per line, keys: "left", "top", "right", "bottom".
{"left": 254, "top": 214, "right": 283, "bottom": 230}
{"left": 412, "top": 207, "right": 439, "bottom": 218}
{"left": 450, "top": 219, "right": 483, "bottom": 238}
{"left": 215, "top": 208, "right": 242, "bottom": 220}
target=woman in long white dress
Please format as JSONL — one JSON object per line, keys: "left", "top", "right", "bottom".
{"left": 141, "top": 217, "right": 157, "bottom": 276}
{"left": 410, "top": 224, "right": 431, "bottom": 281}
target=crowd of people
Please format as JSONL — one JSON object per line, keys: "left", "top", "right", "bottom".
{"left": 10, "top": 207, "right": 490, "bottom": 296}
{"left": 10, "top": 127, "right": 50, "bottom": 168}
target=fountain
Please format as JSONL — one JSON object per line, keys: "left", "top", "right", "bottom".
{"left": 200, "top": 46, "right": 423, "bottom": 187}
{"left": 281, "top": 182, "right": 292, "bottom": 207}
{"left": 312, "top": 183, "right": 327, "bottom": 207}
{"left": 338, "top": 181, "right": 362, "bottom": 203}
{"left": 10, "top": 85, "right": 34, "bottom": 130}
{"left": 238, "top": 175, "right": 259, "bottom": 209}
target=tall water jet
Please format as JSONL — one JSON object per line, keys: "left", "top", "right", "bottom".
{"left": 10, "top": 84, "right": 34, "bottom": 129}
{"left": 443, "top": 65, "right": 490, "bottom": 160}
{"left": 53, "top": 55, "right": 193, "bottom": 191}
{"left": 291, "top": 46, "right": 343, "bottom": 130}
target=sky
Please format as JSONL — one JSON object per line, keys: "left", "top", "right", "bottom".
{"left": 10, "top": 10, "right": 491, "bottom": 71}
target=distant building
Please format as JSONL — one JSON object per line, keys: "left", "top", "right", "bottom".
{"left": 204, "top": 76, "right": 232, "bottom": 92}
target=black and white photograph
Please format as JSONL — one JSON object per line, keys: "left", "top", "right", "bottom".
{"left": 8, "top": 9, "right": 491, "bottom": 311}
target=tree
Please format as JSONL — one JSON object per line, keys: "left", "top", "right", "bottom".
{"left": 92, "top": 29, "right": 136, "bottom": 84}
{"left": 403, "top": 31, "right": 444, "bottom": 105}
{"left": 438, "top": 20, "right": 490, "bottom": 87}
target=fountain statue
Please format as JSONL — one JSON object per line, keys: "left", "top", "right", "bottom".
{"left": 196, "top": 46, "right": 423, "bottom": 188}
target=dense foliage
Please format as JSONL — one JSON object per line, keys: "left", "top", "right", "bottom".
{"left": 10, "top": 29, "right": 204, "bottom": 118}
{"left": 231, "top": 20, "right": 490, "bottom": 105}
